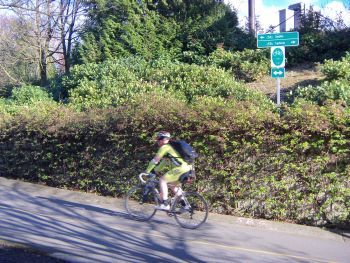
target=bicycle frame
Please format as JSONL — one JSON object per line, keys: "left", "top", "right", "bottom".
{"left": 138, "top": 173, "right": 190, "bottom": 214}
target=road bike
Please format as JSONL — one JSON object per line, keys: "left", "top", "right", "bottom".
{"left": 125, "top": 172, "right": 208, "bottom": 229}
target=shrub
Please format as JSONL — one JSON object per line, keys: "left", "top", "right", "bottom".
{"left": 66, "top": 59, "right": 152, "bottom": 111}
{"left": 143, "top": 62, "right": 270, "bottom": 103}
{"left": 322, "top": 52, "right": 350, "bottom": 81}
{"left": 10, "top": 85, "right": 54, "bottom": 105}
{"left": 0, "top": 85, "right": 58, "bottom": 116}
{"left": 63, "top": 57, "right": 271, "bottom": 110}
{"left": 288, "top": 53, "right": 350, "bottom": 106}
{"left": 288, "top": 80, "right": 350, "bottom": 106}
{"left": 206, "top": 48, "right": 269, "bottom": 82}
{"left": 0, "top": 96, "right": 349, "bottom": 227}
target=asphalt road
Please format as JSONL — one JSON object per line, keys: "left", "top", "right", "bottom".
{"left": 0, "top": 177, "right": 349, "bottom": 263}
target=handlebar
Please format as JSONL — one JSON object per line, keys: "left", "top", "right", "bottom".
{"left": 138, "top": 173, "right": 149, "bottom": 184}
{"left": 139, "top": 173, "right": 156, "bottom": 184}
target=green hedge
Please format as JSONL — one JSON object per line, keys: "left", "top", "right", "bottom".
{"left": 0, "top": 94, "right": 349, "bottom": 227}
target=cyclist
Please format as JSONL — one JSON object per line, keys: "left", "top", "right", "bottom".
{"left": 145, "top": 131, "right": 192, "bottom": 210}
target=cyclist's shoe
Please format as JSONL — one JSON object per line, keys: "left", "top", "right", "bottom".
{"left": 155, "top": 203, "right": 170, "bottom": 211}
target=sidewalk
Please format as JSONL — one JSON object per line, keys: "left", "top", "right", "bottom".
{"left": 1, "top": 176, "right": 348, "bottom": 243}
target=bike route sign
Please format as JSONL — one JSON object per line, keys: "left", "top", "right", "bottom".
{"left": 257, "top": 32, "right": 299, "bottom": 48}
{"left": 271, "top": 46, "right": 285, "bottom": 68}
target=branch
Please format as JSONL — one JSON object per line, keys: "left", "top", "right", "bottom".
{"left": 0, "top": 63, "right": 23, "bottom": 85}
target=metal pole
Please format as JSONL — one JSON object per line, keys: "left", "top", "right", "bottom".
{"left": 277, "top": 78, "right": 281, "bottom": 106}
{"left": 248, "top": 0, "right": 256, "bottom": 35}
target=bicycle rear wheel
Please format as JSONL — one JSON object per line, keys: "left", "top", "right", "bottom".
{"left": 125, "top": 185, "right": 158, "bottom": 221}
{"left": 173, "top": 192, "right": 208, "bottom": 229}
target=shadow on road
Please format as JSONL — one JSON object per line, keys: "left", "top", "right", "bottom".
{"left": 0, "top": 184, "right": 212, "bottom": 262}
{"left": 1, "top": 179, "right": 344, "bottom": 263}
{"left": 37, "top": 197, "right": 129, "bottom": 218}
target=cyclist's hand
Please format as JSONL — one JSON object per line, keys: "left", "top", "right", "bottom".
{"left": 148, "top": 173, "right": 156, "bottom": 179}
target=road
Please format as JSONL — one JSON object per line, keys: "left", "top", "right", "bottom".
{"left": 0, "top": 177, "right": 349, "bottom": 263}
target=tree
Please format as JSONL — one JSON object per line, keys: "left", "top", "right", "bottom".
{"left": 287, "top": 6, "right": 350, "bottom": 65}
{"left": 57, "top": 0, "right": 86, "bottom": 73}
{"left": 0, "top": 15, "right": 38, "bottom": 94}
{"left": 0, "top": 0, "right": 86, "bottom": 86}
{"left": 77, "top": 0, "right": 241, "bottom": 63}
{"left": 77, "top": 0, "right": 181, "bottom": 63}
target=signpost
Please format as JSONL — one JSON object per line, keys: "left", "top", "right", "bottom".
{"left": 257, "top": 31, "right": 299, "bottom": 106}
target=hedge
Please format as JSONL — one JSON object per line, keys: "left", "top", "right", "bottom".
{"left": 0, "top": 94, "right": 349, "bottom": 227}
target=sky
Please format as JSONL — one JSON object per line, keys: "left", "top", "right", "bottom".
{"left": 225, "top": 0, "right": 350, "bottom": 32}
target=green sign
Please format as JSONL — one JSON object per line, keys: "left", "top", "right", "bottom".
{"left": 271, "top": 46, "right": 285, "bottom": 67}
{"left": 271, "top": 67, "right": 285, "bottom": 78}
{"left": 257, "top": 32, "right": 299, "bottom": 48}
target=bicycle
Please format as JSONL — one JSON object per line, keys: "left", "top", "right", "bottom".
{"left": 125, "top": 172, "right": 208, "bottom": 229}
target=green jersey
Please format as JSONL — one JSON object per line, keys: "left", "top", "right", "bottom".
{"left": 146, "top": 144, "right": 187, "bottom": 173}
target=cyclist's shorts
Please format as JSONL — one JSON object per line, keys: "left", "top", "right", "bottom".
{"left": 163, "top": 165, "right": 192, "bottom": 183}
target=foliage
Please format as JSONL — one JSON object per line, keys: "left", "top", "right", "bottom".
{"left": 142, "top": 60, "right": 270, "bottom": 103}
{"left": 288, "top": 53, "right": 350, "bottom": 106}
{"left": 288, "top": 81, "right": 350, "bottom": 107}
{"left": 1, "top": 95, "right": 349, "bottom": 227}
{"left": 322, "top": 52, "right": 350, "bottom": 81}
{"left": 205, "top": 48, "right": 269, "bottom": 82}
{"left": 61, "top": 57, "right": 271, "bottom": 110}
{"left": 77, "top": 0, "right": 243, "bottom": 63}
{"left": 78, "top": 0, "right": 182, "bottom": 63}
{"left": 0, "top": 16, "right": 39, "bottom": 91}
{"left": 287, "top": 9, "right": 350, "bottom": 65}
{"left": 0, "top": 84, "right": 58, "bottom": 116}
{"left": 10, "top": 85, "right": 54, "bottom": 104}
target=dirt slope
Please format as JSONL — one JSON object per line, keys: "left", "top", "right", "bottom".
{"left": 247, "top": 63, "right": 325, "bottom": 101}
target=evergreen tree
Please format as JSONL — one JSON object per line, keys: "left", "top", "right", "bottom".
{"left": 77, "top": 0, "right": 241, "bottom": 63}
{"left": 78, "top": 0, "right": 181, "bottom": 63}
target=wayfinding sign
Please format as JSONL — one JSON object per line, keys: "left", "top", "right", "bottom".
{"left": 257, "top": 32, "right": 299, "bottom": 48}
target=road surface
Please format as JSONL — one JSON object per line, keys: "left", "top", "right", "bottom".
{"left": 0, "top": 177, "right": 349, "bottom": 262}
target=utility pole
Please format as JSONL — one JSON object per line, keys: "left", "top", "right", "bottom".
{"left": 248, "top": 0, "right": 256, "bottom": 35}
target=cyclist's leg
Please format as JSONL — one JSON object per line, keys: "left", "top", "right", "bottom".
{"left": 159, "top": 176, "right": 168, "bottom": 202}
{"left": 154, "top": 160, "right": 171, "bottom": 202}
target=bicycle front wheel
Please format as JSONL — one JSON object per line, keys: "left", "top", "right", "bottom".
{"left": 125, "top": 185, "right": 157, "bottom": 221}
{"left": 173, "top": 192, "right": 208, "bottom": 229}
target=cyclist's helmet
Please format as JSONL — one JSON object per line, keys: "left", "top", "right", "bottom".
{"left": 156, "top": 131, "right": 171, "bottom": 140}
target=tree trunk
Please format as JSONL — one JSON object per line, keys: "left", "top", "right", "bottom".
{"left": 40, "top": 49, "right": 48, "bottom": 86}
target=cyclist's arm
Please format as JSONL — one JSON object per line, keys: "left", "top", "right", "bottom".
{"left": 145, "top": 145, "right": 168, "bottom": 173}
